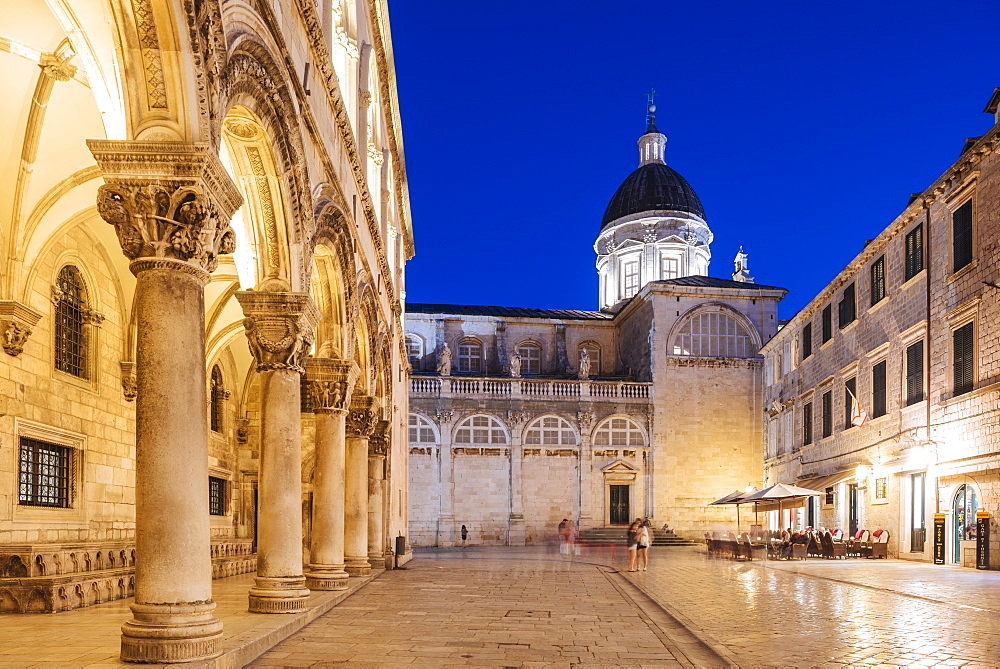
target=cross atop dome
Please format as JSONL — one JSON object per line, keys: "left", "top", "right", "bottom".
{"left": 646, "top": 88, "right": 659, "bottom": 134}
{"left": 638, "top": 91, "right": 667, "bottom": 167}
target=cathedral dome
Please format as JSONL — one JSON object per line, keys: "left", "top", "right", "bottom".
{"left": 600, "top": 162, "right": 705, "bottom": 229}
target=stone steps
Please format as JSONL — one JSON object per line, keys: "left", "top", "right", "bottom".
{"left": 578, "top": 527, "right": 697, "bottom": 546}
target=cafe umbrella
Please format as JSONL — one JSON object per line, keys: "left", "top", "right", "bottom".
{"left": 708, "top": 488, "right": 759, "bottom": 532}
{"left": 740, "top": 483, "right": 824, "bottom": 530}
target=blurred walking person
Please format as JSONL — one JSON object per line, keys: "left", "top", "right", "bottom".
{"left": 636, "top": 521, "right": 650, "bottom": 570}
{"left": 626, "top": 519, "right": 641, "bottom": 571}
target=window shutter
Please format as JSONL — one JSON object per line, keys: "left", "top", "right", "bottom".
{"left": 905, "top": 225, "right": 923, "bottom": 281}
{"left": 953, "top": 323, "right": 974, "bottom": 395}
{"left": 906, "top": 340, "right": 924, "bottom": 405}
{"left": 803, "top": 402, "right": 813, "bottom": 445}
{"left": 953, "top": 200, "right": 973, "bottom": 272}
{"left": 844, "top": 377, "right": 856, "bottom": 429}
{"left": 872, "top": 360, "right": 886, "bottom": 418}
{"left": 822, "top": 390, "right": 833, "bottom": 438}
{"left": 870, "top": 256, "right": 885, "bottom": 306}
{"left": 822, "top": 305, "right": 832, "bottom": 342}
{"left": 802, "top": 323, "right": 812, "bottom": 359}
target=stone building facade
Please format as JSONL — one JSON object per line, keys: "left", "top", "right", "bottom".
{"left": 407, "top": 108, "right": 786, "bottom": 546}
{"left": 0, "top": 0, "right": 412, "bottom": 663}
{"left": 761, "top": 91, "right": 1000, "bottom": 568}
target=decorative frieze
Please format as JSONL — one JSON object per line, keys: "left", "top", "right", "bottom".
{"left": 305, "top": 358, "right": 360, "bottom": 413}
{"left": 87, "top": 141, "right": 242, "bottom": 277}
{"left": 346, "top": 396, "right": 380, "bottom": 437}
{"left": 0, "top": 301, "right": 42, "bottom": 357}
{"left": 236, "top": 292, "right": 319, "bottom": 374}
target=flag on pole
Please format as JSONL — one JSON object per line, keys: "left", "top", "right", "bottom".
{"left": 846, "top": 383, "right": 867, "bottom": 427}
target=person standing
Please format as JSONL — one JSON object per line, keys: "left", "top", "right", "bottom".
{"left": 626, "top": 519, "right": 641, "bottom": 572}
{"left": 460, "top": 525, "right": 468, "bottom": 548}
{"left": 635, "top": 522, "right": 651, "bottom": 570}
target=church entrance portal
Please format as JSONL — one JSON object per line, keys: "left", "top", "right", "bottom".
{"left": 610, "top": 485, "right": 630, "bottom": 524}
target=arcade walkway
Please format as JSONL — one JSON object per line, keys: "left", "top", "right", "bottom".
{"left": 3, "top": 546, "right": 1000, "bottom": 666}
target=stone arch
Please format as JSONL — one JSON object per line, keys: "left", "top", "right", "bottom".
{"left": 311, "top": 196, "right": 357, "bottom": 359}
{"left": 452, "top": 414, "right": 510, "bottom": 445}
{"left": 219, "top": 42, "right": 312, "bottom": 286}
{"left": 591, "top": 415, "right": 648, "bottom": 448}
{"left": 522, "top": 415, "right": 579, "bottom": 446}
{"left": 666, "top": 302, "right": 762, "bottom": 358}
{"left": 407, "top": 413, "right": 440, "bottom": 444}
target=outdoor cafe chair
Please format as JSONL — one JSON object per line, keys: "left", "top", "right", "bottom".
{"left": 869, "top": 529, "right": 889, "bottom": 559}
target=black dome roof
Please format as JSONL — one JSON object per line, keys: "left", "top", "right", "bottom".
{"left": 601, "top": 162, "right": 705, "bottom": 229}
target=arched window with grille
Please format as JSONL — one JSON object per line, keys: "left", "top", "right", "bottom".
{"left": 517, "top": 341, "right": 542, "bottom": 375}
{"left": 210, "top": 366, "right": 225, "bottom": 433}
{"left": 408, "top": 414, "right": 438, "bottom": 444}
{"left": 405, "top": 334, "right": 424, "bottom": 371}
{"left": 592, "top": 417, "right": 646, "bottom": 447}
{"left": 671, "top": 310, "right": 755, "bottom": 358}
{"left": 457, "top": 338, "right": 483, "bottom": 374}
{"left": 453, "top": 415, "right": 508, "bottom": 445}
{"left": 524, "top": 416, "right": 577, "bottom": 446}
{"left": 54, "top": 265, "right": 90, "bottom": 379}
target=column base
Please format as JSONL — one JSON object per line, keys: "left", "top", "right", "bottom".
{"left": 367, "top": 551, "right": 384, "bottom": 569}
{"left": 247, "top": 576, "right": 310, "bottom": 613}
{"left": 305, "top": 565, "right": 350, "bottom": 590}
{"left": 120, "top": 601, "right": 222, "bottom": 663}
{"left": 344, "top": 556, "right": 371, "bottom": 576}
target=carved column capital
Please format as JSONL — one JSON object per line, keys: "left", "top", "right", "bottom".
{"left": 369, "top": 420, "right": 390, "bottom": 457}
{"left": 0, "top": 301, "right": 42, "bottom": 357}
{"left": 236, "top": 292, "right": 319, "bottom": 374}
{"left": 345, "top": 395, "right": 380, "bottom": 438}
{"left": 88, "top": 140, "right": 243, "bottom": 279}
{"left": 120, "top": 361, "right": 138, "bottom": 401}
{"left": 304, "top": 357, "right": 360, "bottom": 413}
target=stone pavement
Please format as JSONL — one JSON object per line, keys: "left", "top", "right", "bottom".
{"left": 5, "top": 546, "right": 1000, "bottom": 667}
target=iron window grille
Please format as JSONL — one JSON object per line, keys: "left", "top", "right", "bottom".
{"left": 875, "top": 477, "right": 888, "bottom": 500}
{"left": 54, "top": 266, "right": 88, "bottom": 378}
{"left": 825, "top": 486, "right": 835, "bottom": 505}
{"left": 19, "top": 437, "right": 72, "bottom": 508}
{"left": 209, "top": 476, "right": 226, "bottom": 515}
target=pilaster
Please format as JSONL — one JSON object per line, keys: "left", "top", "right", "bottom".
{"left": 89, "top": 140, "right": 241, "bottom": 664}
{"left": 368, "top": 420, "right": 389, "bottom": 567}
{"left": 237, "top": 291, "right": 318, "bottom": 613}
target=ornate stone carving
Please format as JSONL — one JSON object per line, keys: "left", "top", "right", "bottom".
{"left": 436, "top": 343, "right": 452, "bottom": 376}
{"left": 304, "top": 358, "right": 360, "bottom": 413}
{"left": 345, "top": 396, "right": 380, "bottom": 438}
{"left": 508, "top": 350, "right": 521, "bottom": 378}
{"left": 434, "top": 410, "right": 453, "bottom": 424}
{"left": 0, "top": 301, "right": 42, "bottom": 357}
{"left": 236, "top": 292, "right": 319, "bottom": 374}
{"left": 120, "top": 362, "right": 138, "bottom": 401}
{"left": 130, "top": 0, "right": 168, "bottom": 109}
{"left": 577, "top": 411, "right": 596, "bottom": 432}
{"left": 359, "top": 90, "right": 372, "bottom": 108}
{"left": 39, "top": 52, "right": 77, "bottom": 82}
{"left": 235, "top": 419, "right": 249, "bottom": 445}
{"left": 369, "top": 420, "right": 390, "bottom": 457}
{"left": 87, "top": 141, "right": 242, "bottom": 276}
{"left": 507, "top": 410, "right": 527, "bottom": 426}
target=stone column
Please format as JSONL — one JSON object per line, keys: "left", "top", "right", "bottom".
{"left": 578, "top": 411, "right": 595, "bottom": 530}
{"left": 345, "top": 395, "right": 379, "bottom": 575}
{"left": 236, "top": 291, "right": 319, "bottom": 613}
{"left": 435, "top": 410, "right": 455, "bottom": 546}
{"left": 89, "top": 140, "right": 241, "bottom": 663}
{"left": 368, "top": 421, "right": 389, "bottom": 567}
{"left": 304, "top": 358, "right": 359, "bottom": 590}
{"left": 507, "top": 411, "right": 526, "bottom": 546}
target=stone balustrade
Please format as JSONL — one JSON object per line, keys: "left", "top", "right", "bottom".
{"left": 0, "top": 540, "right": 257, "bottom": 613}
{"left": 410, "top": 376, "right": 651, "bottom": 402}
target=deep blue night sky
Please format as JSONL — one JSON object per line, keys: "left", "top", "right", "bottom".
{"left": 387, "top": 1, "right": 999, "bottom": 319}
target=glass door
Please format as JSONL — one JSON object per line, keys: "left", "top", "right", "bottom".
{"left": 952, "top": 484, "right": 978, "bottom": 564}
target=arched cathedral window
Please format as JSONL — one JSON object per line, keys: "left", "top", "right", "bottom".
{"left": 524, "top": 416, "right": 576, "bottom": 446}
{"left": 457, "top": 338, "right": 482, "bottom": 373}
{"left": 454, "top": 415, "right": 507, "bottom": 445}
{"left": 54, "top": 266, "right": 89, "bottom": 379}
{"left": 408, "top": 414, "right": 437, "bottom": 444}
{"left": 593, "top": 417, "right": 645, "bottom": 447}
{"left": 210, "top": 366, "right": 225, "bottom": 433}
{"left": 517, "top": 342, "right": 541, "bottom": 375}
{"left": 672, "top": 311, "right": 753, "bottom": 358}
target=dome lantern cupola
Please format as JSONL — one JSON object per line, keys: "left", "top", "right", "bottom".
{"left": 595, "top": 94, "right": 713, "bottom": 311}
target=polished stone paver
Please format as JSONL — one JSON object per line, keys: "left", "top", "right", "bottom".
{"left": 250, "top": 550, "right": 724, "bottom": 668}
{"left": 254, "top": 546, "right": 1000, "bottom": 667}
